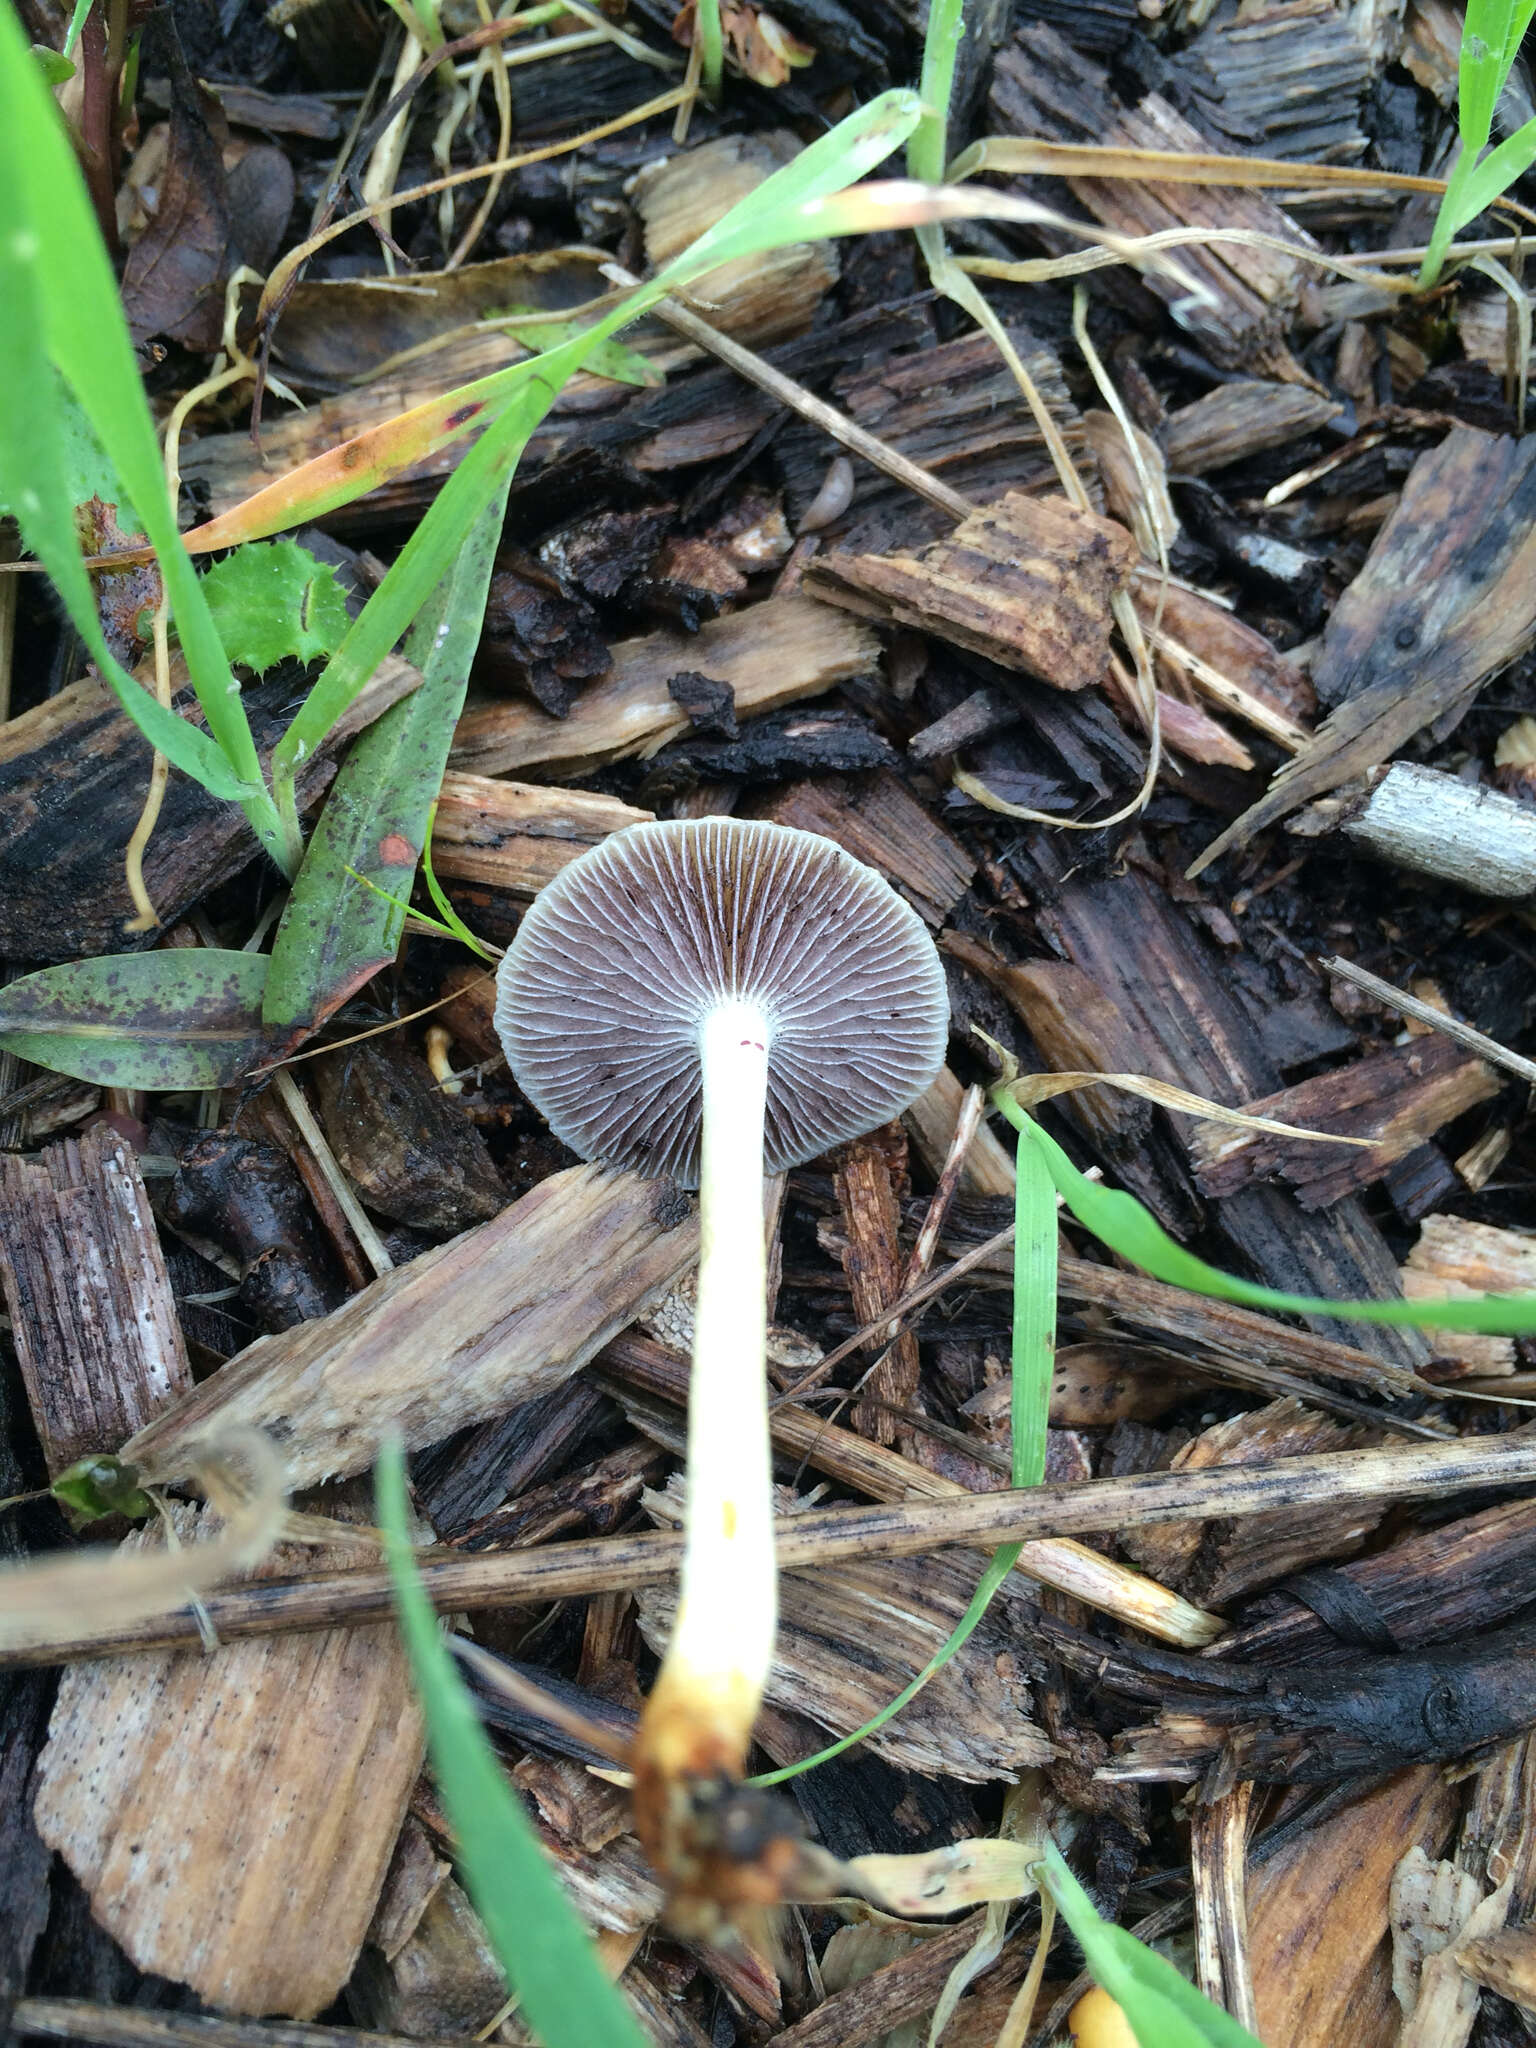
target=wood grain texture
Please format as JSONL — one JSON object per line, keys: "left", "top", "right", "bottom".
{"left": 34, "top": 1507, "right": 424, "bottom": 2019}
{"left": 449, "top": 595, "right": 878, "bottom": 778}
{"left": 121, "top": 1162, "right": 699, "bottom": 1488}
{"left": 0, "top": 1125, "right": 194, "bottom": 1475}
{"left": 430, "top": 773, "right": 652, "bottom": 895}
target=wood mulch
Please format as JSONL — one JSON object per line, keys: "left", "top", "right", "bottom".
{"left": 4, "top": 0, "right": 1536, "bottom": 2041}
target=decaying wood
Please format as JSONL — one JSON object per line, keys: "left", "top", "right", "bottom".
{"left": 0, "top": 1125, "right": 194, "bottom": 1474}
{"left": 1121, "top": 1399, "right": 1389, "bottom": 1607}
{"left": 1293, "top": 760, "right": 1536, "bottom": 897}
{"left": 1401, "top": 1215, "right": 1536, "bottom": 1377}
{"left": 1390, "top": 1845, "right": 1506, "bottom": 2048}
{"left": 121, "top": 1163, "right": 698, "bottom": 1489}
{"left": 1160, "top": 382, "right": 1343, "bottom": 476}
{"left": 638, "top": 1478, "right": 1050, "bottom": 1782}
{"left": 988, "top": 22, "right": 1321, "bottom": 379}
{"left": 773, "top": 326, "right": 1085, "bottom": 548}
{"left": 1245, "top": 1769, "right": 1462, "bottom": 2048}
{"left": 449, "top": 594, "right": 877, "bottom": 777}
{"left": 33, "top": 1500, "right": 425, "bottom": 2018}
{"left": 596, "top": 1330, "right": 1223, "bottom": 1645}
{"left": 429, "top": 773, "right": 652, "bottom": 894}
{"left": 1180, "top": 0, "right": 1396, "bottom": 163}
{"left": 311, "top": 1042, "right": 506, "bottom": 1236}
{"left": 763, "top": 1915, "right": 989, "bottom": 2048}
{"left": 0, "top": 657, "right": 416, "bottom": 959}
{"left": 1456, "top": 1923, "right": 1536, "bottom": 2012}
{"left": 9, "top": 2006, "right": 443, "bottom": 2048}
{"left": 754, "top": 771, "right": 976, "bottom": 925}
{"left": 633, "top": 132, "right": 840, "bottom": 346}
{"left": 1192, "top": 427, "right": 1536, "bottom": 874}
{"left": 1321, "top": 955, "right": 1536, "bottom": 1091}
{"left": 832, "top": 1130, "right": 921, "bottom": 1447}
{"left": 1131, "top": 575, "right": 1316, "bottom": 743}
{"left": 804, "top": 492, "right": 1136, "bottom": 690}
{"left": 1191, "top": 1783, "right": 1258, "bottom": 2036}
{"left": 14, "top": 1433, "right": 1536, "bottom": 1671}
{"left": 1022, "top": 858, "right": 1432, "bottom": 1375}
{"left": 349, "top": 1874, "right": 506, "bottom": 2036}
{"left": 1190, "top": 1036, "right": 1501, "bottom": 1211}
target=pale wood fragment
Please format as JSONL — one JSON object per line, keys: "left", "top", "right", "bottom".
{"left": 804, "top": 492, "right": 1136, "bottom": 691}
{"left": 832, "top": 1131, "right": 920, "bottom": 1449}
{"left": 1247, "top": 1768, "right": 1462, "bottom": 2048}
{"left": 0, "top": 1125, "right": 194, "bottom": 1474}
{"left": 122, "top": 1163, "right": 699, "bottom": 1489}
{"left": 752, "top": 770, "right": 976, "bottom": 926}
{"left": 33, "top": 1503, "right": 425, "bottom": 2018}
{"left": 1401, "top": 1214, "right": 1536, "bottom": 1377}
{"left": 1331, "top": 761, "right": 1536, "bottom": 897}
{"left": 1391, "top": 1846, "right": 1509, "bottom": 2048}
{"left": 449, "top": 595, "right": 878, "bottom": 778}
{"left": 430, "top": 773, "right": 653, "bottom": 895}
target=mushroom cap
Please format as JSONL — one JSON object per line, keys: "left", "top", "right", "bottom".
{"left": 495, "top": 817, "right": 950, "bottom": 1187}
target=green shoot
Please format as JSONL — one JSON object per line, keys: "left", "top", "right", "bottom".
{"left": 1420, "top": 0, "right": 1536, "bottom": 284}
{"left": 1037, "top": 1844, "right": 1264, "bottom": 2047}
{"left": 377, "top": 1440, "right": 650, "bottom": 2048}
{"left": 696, "top": 0, "right": 724, "bottom": 97}
{"left": 753, "top": 1103, "right": 1056, "bottom": 1786}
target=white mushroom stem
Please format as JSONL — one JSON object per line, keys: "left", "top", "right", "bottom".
{"left": 644, "top": 998, "right": 777, "bottom": 1775}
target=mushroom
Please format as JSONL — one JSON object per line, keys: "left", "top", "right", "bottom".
{"left": 495, "top": 817, "right": 948, "bottom": 1918}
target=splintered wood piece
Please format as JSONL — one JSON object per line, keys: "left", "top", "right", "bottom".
{"left": 430, "top": 773, "right": 653, "bottom": 895}
{"left": 1457, "top": 1924, "right": 1536, "bottom": 2012}
{"left": 1400, "top": 1215, "right": 1536, "bottom": 1377}
{"left": 763, "top": 1915, "right": 987, "bottom": 2048}
{"left": 635, "top": 1481, "right": 1050, "bottom": 1782}
{"left": 904, "top": 1068, "right": 1018, "bottom": 1198}
{"left": 1121, "top": 1397, "right": 1387, "bottom": 1605}
{"left": 989, "top": 22, "right": 1321, "bottom": 378}
{"left": 633, "top": 133, "right": 839, "bottom": 346}
{"left": 121, "top": 1163, "right": 699, "bottom": 1489}
{"left": 1160, "top": 382, "right": 1343, "bottom": 476}
{"left": 350, "top": 1874, "right": 508, "bottom": 2035}
{"left": 33, "top": 1503, "right": 425, "bottom": 2018}
{"left": 804, "top": 492, "right": 1136, "bottom": 690}
{"left": 1191, "top": 1783, "right": 1258, "bottom": 2035}
{"left": 1246, "top": 1769, "right": 1462, "bottom": 2048}
{"left": 1132, "top": 576, "right": 1316, "bottom": 739}
{"left": 833, "top": 1130, "right": 920, "bottom": 1447}
{"left": 1191, "top": 1037, "right": 1500, "bottom": 1211}
{"left": 751, "top": 770, "right": 976, "bottom": 925}
{"left": 1192, "top": 426, "right": 1536, "bottom": 874}
{"left": 1180, "top": 0, "right": 1396, "bottom": 160}
{"left": 0, "top": 1124, "right": 194, "bottom": 1474}
{"left": 449, "top": 594, "right": 878, "bottom": 778}
{"left": 1391, "top": 1845, "right": 1507, "bottom": 2048}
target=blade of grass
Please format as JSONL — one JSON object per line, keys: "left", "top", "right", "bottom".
{"left": 1036, "top": 1844, "right": 1263, "bottom": 2048}
{"left": 0, "top": 0, "right": 290, "bottom": 866}
{"left": 996, "top": 1096, "right": 1536, "bottom": 1335}
{"left": 752, "top": 1110, "right": 1056, "bottom": 1787}
{"left": 376, "top": 1440, "right": 650, "bottom": 2048}
{"left": 262, "top": 479, "right": 512, "bottom": 1040}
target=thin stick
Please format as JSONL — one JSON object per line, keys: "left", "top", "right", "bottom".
{"left": 272, "top": 1070, "right": 394, "bottom": 1277}
{"left": 1319, "top": 956, "right": 1536, "bottom": 1089}
{"left": 12, "top": 1433, "right": 1536, "bottom": 1671}
{"left": 11, "top": 2003, "right": 439, "bottom": 2048}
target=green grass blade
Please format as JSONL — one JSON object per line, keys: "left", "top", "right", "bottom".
{"left": 1037, "top": 1845, "right": 1264, "bottom": 2047}
{"left": 753, "top": 1108, "right": 1057, "bottom": 1788}
{"left": 696, "top": 0, "right": 723, "bottom": 95}
{"left": 263, "top": 480, "right": 511, "bottom": 1040}
{"left": 997, "top": 1099, "right": 1536, "bottom": 1335}
{"left": 908, "top": 0, "right": 964, "bottom": 184}
{"left": 1443, "top": 113, "right": 1536, "bottom": 235}
{"left": 0, "top": 0, "right": 286, "bottom": 858}
{"left": 376, "top": 1442, "right": 650, "bottom": 2048}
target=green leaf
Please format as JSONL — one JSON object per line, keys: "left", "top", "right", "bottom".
{"left": 52, "top": 1455, "right": 155, "bottom": 1525}
{"left": 0, "top": 0, "right": 289, "bottom": 865}
{"left": 376, "top": 1441, "right": 651, "bottom": 2048}
{"left": 1038, "top": 1845, "right": 1264, "bottom": 2048}
{"left": 0, "top": 950, "right": 270, "bottom": 1090}
{"left": 997, "top": 1101, "right": 1536, "bottom": 1336}
{"left": 263, "top": 485, "right": 510, "bottom": 1041}
{"left": 1444, "top": 113, "right": 1536, "bottom": 237}
{"left": 200, "top": 541, "right": 352, "bottom": 674}
{"left": 497, "top": 311, "right": 661, "bottom": 389}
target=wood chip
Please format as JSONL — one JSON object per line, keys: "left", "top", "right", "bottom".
{"left": 449, "top": 594, "right": 878, "bottom": 778}
{"left": 430, "top": 772, "right": 653, "bottom": 894}
{"left": 804, "top": 492, "right": 1136, "bottom": 691}
{"left": 0, "top": 1125, "right": 194, "bottom": 1474}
